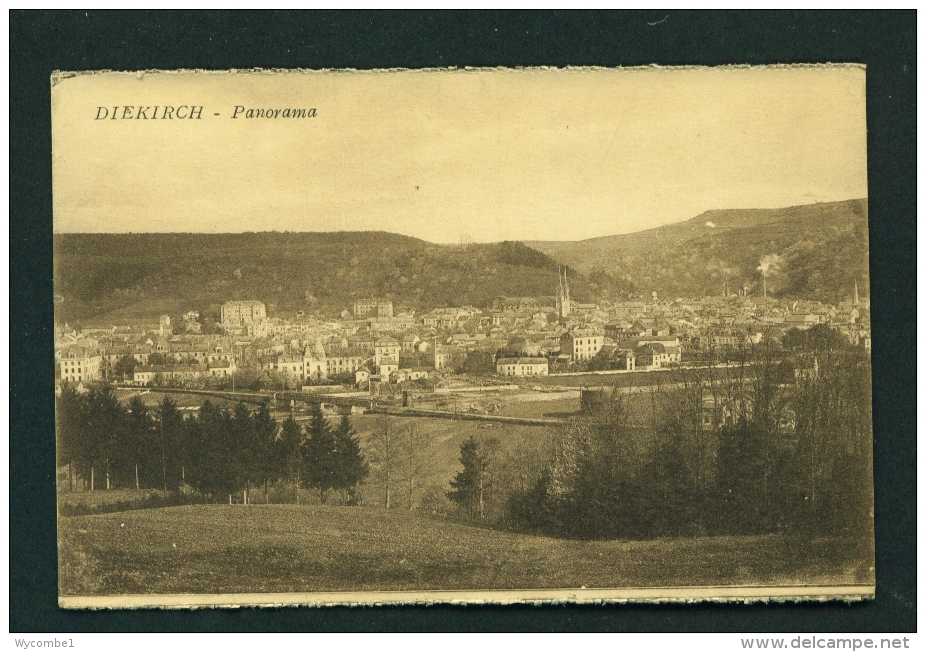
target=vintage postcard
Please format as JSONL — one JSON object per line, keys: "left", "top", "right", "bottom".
{"left": 52, "top": 66, "right": 873, "bottom": 608}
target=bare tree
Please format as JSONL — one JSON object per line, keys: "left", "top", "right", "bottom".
{"left": 367, "top": 416, "right": 399, "bottom": 509}
{"left": 401, "top": 424, "right": 427, "bottom": 510}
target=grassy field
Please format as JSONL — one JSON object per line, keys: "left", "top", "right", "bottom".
{"left": 494, "top": 397, "right": 580, "bottom": 419}
{"left": 58, "top": 504, "right": 873, "bottom": 596}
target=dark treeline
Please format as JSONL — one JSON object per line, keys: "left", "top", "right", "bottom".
{"left": 56, "top": 392, "right": 368, "bottom": 505}
{"left": 501, "top": 325, "right": 873, "bottom": 540}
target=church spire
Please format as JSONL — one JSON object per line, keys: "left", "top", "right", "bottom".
{"left": 557, "top": 266, "right": 571, "bottom": 318}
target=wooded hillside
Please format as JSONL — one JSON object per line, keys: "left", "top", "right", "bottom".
{"left": 54, "top": 199, "right": 870, "bottom": 324}
{"left": 527, "top": 199, "right": 870, "bottom": 303}
{"left": 54, "top": 232, "right": 587, "bottom": 324}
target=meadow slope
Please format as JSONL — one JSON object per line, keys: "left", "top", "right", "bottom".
{"left": 58, "top": 505, "right": 872, "bottom": 596}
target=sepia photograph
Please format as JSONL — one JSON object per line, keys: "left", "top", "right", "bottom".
{"left": 51, "top": 65, "right": 874, "bottom": 608}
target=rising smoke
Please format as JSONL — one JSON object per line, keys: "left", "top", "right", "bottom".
{"left": 757, "top": 254, "right": 781, "bottom": 277}
{"left": 757, "top": 254, "right": 781, "bottom": 299}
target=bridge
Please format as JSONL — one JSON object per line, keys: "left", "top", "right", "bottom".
{"left": 137, "top": 387, "right": 564, "bottom": 426}
{"left": 369, "top": 405, "right": 564, "bottom": 426}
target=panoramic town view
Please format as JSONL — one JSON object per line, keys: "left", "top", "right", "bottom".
{"left": 52, "top": 66, "right": 873, "bottom": 604}
{"left": 54, "top": 200, "right": 874, "bottom": 599}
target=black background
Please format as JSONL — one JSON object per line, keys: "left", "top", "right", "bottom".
{"left": 10, "top": 10, "right": 916, "bottom": 632}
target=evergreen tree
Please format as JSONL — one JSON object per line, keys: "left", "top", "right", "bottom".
{"left": 181, "top": 408, "right": 204, "bottom": 491}
{"left": 55, "top": 387, "right": 87, "bottom": 491}
{"left": 639, "top": 429, "right": 698, "bottom": 537}
{"left": 278, "top": 416, "right": 304, "bottom": 504}
{"left": 85, "top": 388, "right": 126, "bottom": 491}
{"left": 250, "top": 401, "right": 278, "bottom": 503}
{"left": 447, "top": 436, "right": 491, "bottom": 521}
{"left": 302, "top": 405, "right": 337, "bottom": 504}
{"left": 154, "top": 396, "right": 185, "bottom": 491}
{"left": 229, "top": 402, "right": 254, "bottom": 502}
{"left": 122, "top": 396, "right": 155, "bottom": 489}
{"left": 534, "top": 413, "right": 640, "bottom": 539}
{"left": 714, "top": 420, "right": 779, "bottom": 534}
{"left": 332, "top": 414, "right": 369, "bottom": 504}
{"left": 189, "top": 400, "right": 237, "bottom": 501}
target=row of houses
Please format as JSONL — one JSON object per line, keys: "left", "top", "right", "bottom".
{"left": 57, "top": 325, "right": 682, "bottom": 384}
{"left": 57, "top": 286, "right": 870, "bottom": 387}
{"left": 57, "top": 349, "right": 238, "bottom": 385}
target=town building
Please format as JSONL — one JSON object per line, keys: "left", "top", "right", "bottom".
{"left": 368, "top": 315, "right": 416, "bottom": 331}
{"left": 496, "top": 357, "right": 549, "bottom": 377}
{"left": 207, "top": 359, "right": 237, "bottom": 377}
{"left": 276, "top": 355, "right": 305, "bottom": 377}
{"left": 560, "top": 328, "right": 604, "bottom": 362}
{"left": 355, "top": 367, "right": 372, "bottom": 386}
{"left": 352, "top": 298, "right": 394, "bottom": 319}
{"left": 634, "top": 343, "right": 670, "bottom": 369}
{"left": 59, "top": 349, "right": 103, "bottom": 383}
{"left": 393, "top": 367, "right": 434, "bottom": 383}
{"left": 378, "top": 356, "right": 399, "bottom": 379}
{"left": 325, "top": 349, "right": 368, "bottom": 377}
{"left": 374, "top": 336, "right": 401, "bottom": 366}
{"left": 221, "top": 300, "right": 267, "bottom": 326}
{"left": 619, "top": 335, "right": 682, "bottom": 364}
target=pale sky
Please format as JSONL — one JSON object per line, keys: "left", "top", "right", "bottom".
{"left": 52, "top": 66, "right": 867, "bottom": 243}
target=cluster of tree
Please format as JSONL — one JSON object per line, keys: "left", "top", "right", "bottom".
{"left": 458, "top": 350, "right": 497, "bottom": 375}
{"left": 438, "top": 432, "right": 550, "bottom": 526}
{"left": 585, "top": 349, "right": 623, "bottom": 372}
{"left": 56, "top": 391, "right": 367, "bottom": 505}
{"left": 446, "top": 435, "right": 497, "bottom": 521}
{"left": 363, "top": 418, "right": 433, "bottom": 510}
{"left": 501, "top": 325, "right": 872, "bottom": 540}
{"left": 585, "top": 267, "right": 636, "bottom": 301}
{"left": 493, "top": 347, "right": 529, "bottom": 361}
{"left": 112, "top": 354, "right": 139, "bottom": 380}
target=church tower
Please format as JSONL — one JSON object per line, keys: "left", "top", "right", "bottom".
{"left": 556, "top": 267, "right": 572, "bottom": 319}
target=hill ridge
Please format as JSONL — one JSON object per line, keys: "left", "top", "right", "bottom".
{"left": 54, "top": 232, "right": 588, "bottom": 324}
{"left": 54, "top": 199, "right": 869, "bottom": 324}
{"left": 527, "top": 198, "right": 869, "bottom": 303}
{"left": 528, "top": 198, "right": 867, "bottom": 245}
